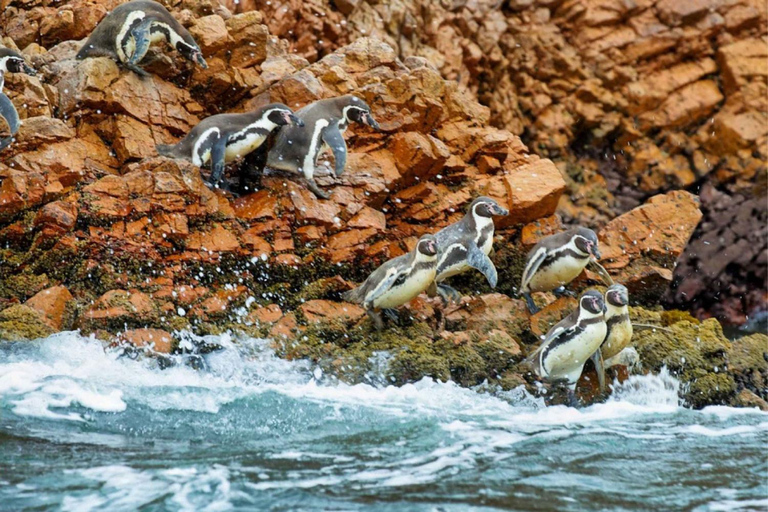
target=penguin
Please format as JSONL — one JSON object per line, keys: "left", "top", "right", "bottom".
{"left": 519, "top": 227, "right": 606, "bottom": 314}
{"left": 426, "top": 196, "right": 509, "bottom": 304}
{"left": 0, "top": 48, "right": 36, "bottom": 152}
{"left": 265, "top": 95, "right": 380, "bottom": 199}
{"left": 588, "top": 283, "right": 633, "bottom": 392}
{"left": 342, "top": 234, "right": 438, "bottom": 330}
{"left": 528, "top": 290, "right": 607, "bottom": 398}
{"left": 76, "top": 0, "right": 208, "bottom": 77}
{"left": 156, "top": 103, "right": 303, "bottom": 189}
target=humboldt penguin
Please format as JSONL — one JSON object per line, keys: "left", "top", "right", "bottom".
{"left": 520, "top": 227, "right": 609, "bottom": 314}
{"left": 0, "top": 48, "right": 36, "bottom": 152}
{"left": 427, "top": 196, "right": 509, "bottom": 304}
{"left": 589, "top": 284, "right": 633, "bottom": 392}
{"left": 265, "top": 95, "right": 380, "bottom": 199}
{"left": 76, "top": 0, "right": 207, "bottom": 77}
{"left": 342, "top": 234, "right": 438, "bottom": 330}
{"left": 156, "top": 103, "right": 302, "bottom": 189}
{"left": 528, "top": 290, "right": 607, "bottom": 398}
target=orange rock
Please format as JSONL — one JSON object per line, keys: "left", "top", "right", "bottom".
{"left": 117, "top": 328, "right": 174, "bottom": 354}
{"left": 347, "top": 206, "right": 386, "bottom": 231}
{"left": 232, "top": 190, "right": 278, "bottom": 220}
{"left": 246, "top": 304, "right": 283, "bottom": 325}
{"left": 189, "top": 15, "right": 230, "bottom": 55}
{"left": 300, "top": 300, "right": 365, "bottom": 324}
{"left": 33, "top": 200, "right": 77, "bottom": 232}
{"left": 186, "top": 224, "right": 240, "bottom": 252}
{"left": 501, "top": 159, "right": 566, "bottom": 226}
{"left": 24, "top": 285, "right": 74, "bottom": 331}
{"left": 83, "top": 290, "right": 156, "bottom": 322}
{"left": 287, "top": 182, "right": 340, "bottom": 227}
{"left": 599, "top": 190, "right": 702, "bottom": 289}
{"left": 520, "top": 215, "right": 561, "bottom": 248}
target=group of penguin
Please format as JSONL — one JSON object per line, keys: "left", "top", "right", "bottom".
{"left": 0, "top": 0, "right": 641, "bottom": 401}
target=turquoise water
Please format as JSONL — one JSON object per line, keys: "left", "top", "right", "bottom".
{"left": 1, "top": 333, "right": 766, "bottom": 511}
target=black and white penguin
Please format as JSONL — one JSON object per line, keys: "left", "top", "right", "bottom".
{"left": 520, "top": 227, "right": 603, "bottom": 313}
{"left": 427, "top": 196, "right": 509, "bottom": 303}
{"left": 76, "top": 0, "right": 207, "bottom": 77}
{"left": 0, "top": 48, "right": 36, "bottom": 152}
{"left": 265, "top": 95, "right": 380, "bottom": 199}
{"left": 156, "top": 103, "right": 302, "bottom": 189}
{"left": 588, "top": 283, "right": 633, "bottom": 391}
{"left": 342, "top": 234, "right": 438, "bottom": 330}
{"left": 528, "top": 290, "right": 607, "bottom": 394}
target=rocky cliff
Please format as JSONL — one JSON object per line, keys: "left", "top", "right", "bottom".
{"left": 0, "top": 0, "right": 765, "bottom": 409}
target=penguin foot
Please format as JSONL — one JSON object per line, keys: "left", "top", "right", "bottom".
{"left": 382, "top": 308, "right": 400, "bottom": 325}
{"left": 436, "top": 284, "right": 461, "bottom": 305}
{"left": 123, "top": 62, "right": 151, "bottom": 77}
{"left": 553, "top": 286, "right": 577, "bottom": 299}
{"left": 523, "top": 293, "right": 540, "bottom": 314}
{"left": 306, "top": 179, "right": 330, "bottom": 200}
{"left": 367, "top": 309, "right": 384, "bottom": 331}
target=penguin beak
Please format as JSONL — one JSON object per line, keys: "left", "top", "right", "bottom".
{"left": 590, "top": 243, "right": 601, "bottom": 260}
{"left": 286, "top": 113, "right": 304, "bottom": 127}
{"left": 426, "top": 240, "right": 437, "bottom": 255}
{"left": 364, "top": 112, "right": 381, "bottom": 131}
{"left": 491, "top": 203, "right": 509, "bottom": 216}
{"left": 193, "top": 50, "right": 208, "bottom": 69}
{"left": 23, "top": 63, "right": 36, "bottom": 75}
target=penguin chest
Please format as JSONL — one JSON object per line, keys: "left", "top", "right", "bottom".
{"left": 543, "top": 322, "right": 607, "bottom": 384}
{"left": 225, "top": 132, "right": 267, "bottom": 163}
{"left": 528, "top": 255, "right": 589, "bottom": 292}
{"left": 372, "top": 268, "right": 436, "bottom": 309}
{"left": 601, "top": 318, "right": 633, "bottom": 360}
{"left": 435, "top": 244, "right": 469, "bottom": 282}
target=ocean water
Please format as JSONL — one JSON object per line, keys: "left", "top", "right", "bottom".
{"left": 1, "top": 332, "right": 766, "bottom": 511}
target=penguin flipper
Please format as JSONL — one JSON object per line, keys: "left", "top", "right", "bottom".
{"left": 321, "top": 127, "right": 347, "bottom": 177}
{"left": 588, "top": 260, "right": 614, "bottom": 286}
{"left": 128, "top": 18, "right": 154, "bottom": 65}
{"left": 592, "top": 349, "right": 606, "bottom": 393}
{"left": 207, "top": 133, "right": 229, "bottom": 188}
{"left": 467, "top": 243, "right": 497, "bottom": 288}
{"left": 520, "top": 247, "right": 547, "bottom": 293}
{"left": 0, "top": 92, "right": 21, "bottom": 136}
{"left": 364, "top": 267, "right": 405, "bottom": 305}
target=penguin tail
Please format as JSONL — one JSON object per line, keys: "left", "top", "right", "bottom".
{"left": 156, "top": 143, "right": 177, "bottom": 158}
{"left": 341, "top": 287, "right": 364, "bottom": 305}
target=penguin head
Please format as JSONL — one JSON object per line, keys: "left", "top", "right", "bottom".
{"left": 177, "top": 42, "right": 208, "bottom": 69}
{"left": 262, "top": 103, "right": 304, "bottom": 127}
{"left": 0, "top": 48, "right": 35, "bottom": 75}
{"left": 340, "top": 96, "right": 380, "bottom": 131}
{"left": 470, "top": 196, "right": 509, "bottom": 218}
{"left": 415, "top": 234, "right": 438, "bottom": 259}
{"left": 605, "top": 284, "right": 629, "bottom": 307}
{"left": 572, "top": 227, "right": 600, "bottom": 260}
{"left": 579, "top": 290, "right": 605, "bottom": 315}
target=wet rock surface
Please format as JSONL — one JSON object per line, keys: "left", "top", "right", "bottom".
{"left": 0, "top": 0, "right": 765, "bottom": 409}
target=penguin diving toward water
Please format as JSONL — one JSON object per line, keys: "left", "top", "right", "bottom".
{"left": 156, "top": 104, "right": 303, "bottom": 189}
{"left": 266, "top": 95, "right": 380, "bottom": 199}
{"left": 528, "top": 290, "right": 607, "bottom": 403}
{"left": 427, "top": 196, "right": 509, "bottom": 304}
{"left": 76, "top": 0, "right": 207, "bottom": 77}
{"left": 0, "top": 48, "right": 36, "bottom": 152}
{"left": 520, "top": 227, "right": 613, "bottom": 314}
{"left": 342, "top": 234, "right": 438, "bottom": 331}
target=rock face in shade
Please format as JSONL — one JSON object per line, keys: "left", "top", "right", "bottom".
{"left": 0, "top": 0, "right": 764, "bottom": 409}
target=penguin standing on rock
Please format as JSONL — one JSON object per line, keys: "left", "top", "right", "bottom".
{"left": 0, "top": 48, "right": 36, "bottom": 152}
{"left": 76, "top": 0, "right": 207, "bottom": 77}
{"left": 156, "top": 103, "right": 303, "bottom": 189}
{"left": 592, "top": 284, "right": 633, "bottom": 392}
{"left": 266, "top": 95, "right": 380, "bottom": 199}
{"left": 520, "top": 227, "right": 611, "bottom": 314}
{"left": 343, "top": 234, "right": 438, "bottom": 331}
{"left": 427, "top": 196, "right": 509, "bottom": 304}
{"left": 528, "top": 290, "right": 607, "bottom": 401}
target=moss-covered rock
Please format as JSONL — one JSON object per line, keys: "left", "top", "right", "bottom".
{"left": 0, "top": 305, "right": 56, "bottom": 341}
{"left": 632, "top": 314, "right": 736, "bottom": 408}
{"left": 727, "top": 333, "right": 768, "bottom": 401}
